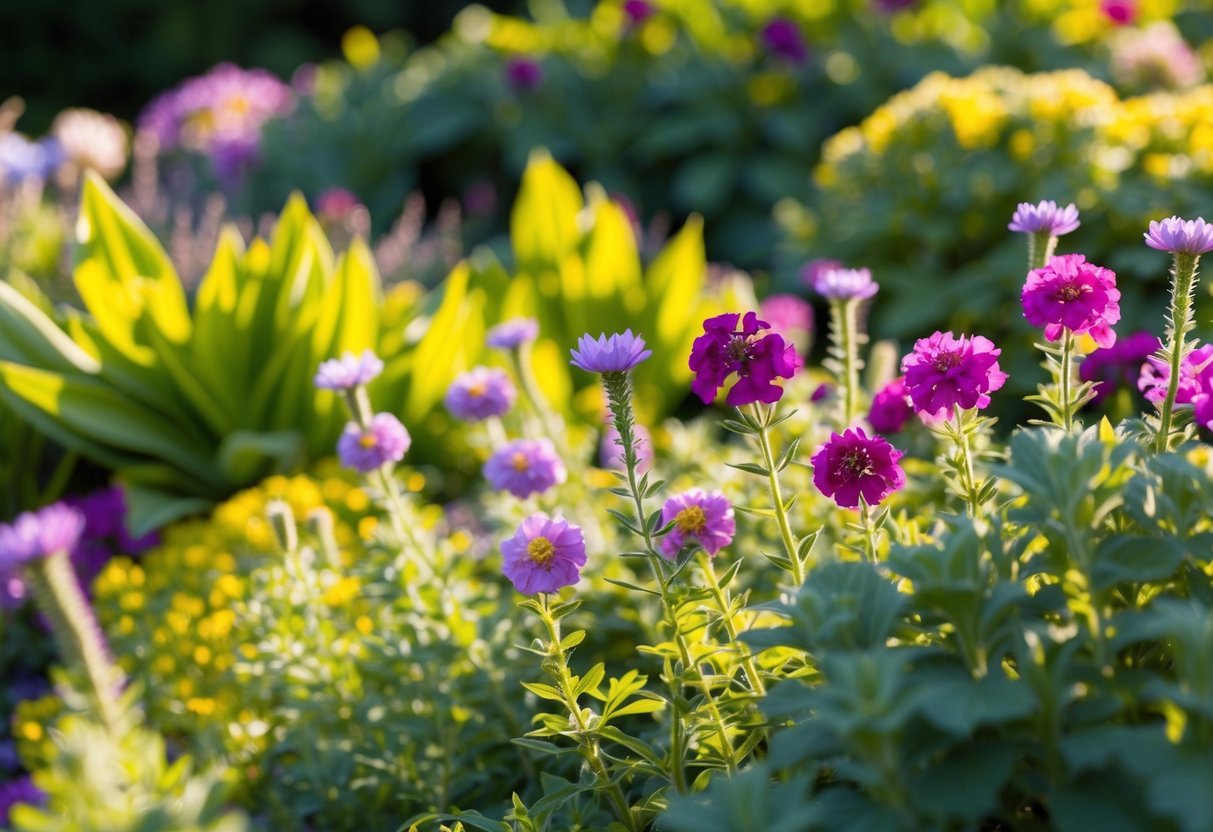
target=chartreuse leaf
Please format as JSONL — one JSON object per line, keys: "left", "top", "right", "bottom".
{"left": 0, "top": 361, "right": 221, "bottom": 489}
{"left": 191, "top": 226, "right": 246, "bottom": 422}
{"left": 76, "top": 171, "right": 190, "bottom": 345}
{"left": 0, "top": 280, "right": 99, "bottom": 374}
{"left": 511, "top": 149, "right": 583, "bottom": 272}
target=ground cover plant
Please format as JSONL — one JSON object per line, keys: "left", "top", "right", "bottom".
{"left": 4, "top": 2, "right": 1213, "bottom": 831}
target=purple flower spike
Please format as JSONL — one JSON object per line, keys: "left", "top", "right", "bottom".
{"left": 1021, "top": 254, "right": 1121, "bottom": 348}
{"left": 484, "top": 439, "right": 566, "bottom": 498}
{"left": 570, "top": 330, "right": 652, "bottom": 374}
{"left": 487, "top": 318, "right": 539, "bottom": 349}
{"left": 0, "top": 504, "right": 86, "bottom": 574}
{"left": 500, "top": 513, "right": 586, "bottom": 595}
{"left": 445, "top": 367, "right": 517, "bottom": 422}
{"left": 1008, "top": 200, "right": 1081, "bottom": 236}
{"left": 811, "top": 428, "right": 906, "bottom": 510}
{"left": 658, "top": 489, "right": 736, "bottom": 560}
{"left": 336, "top": 413, "right": 411, "bottom": 472}
{"left": 812, "top": 266, "right": 878, "bottom": 301}
{"left": 315, "top": 349, "right": 383, "bottom": 391}
{"left": 901, "top": 331, "right": 1008, "bottom": 419}
{"left": 1144, "top": 216, "right": 1213, "bottom": 255}
{"left": 689, "top": 312, "right": 802, "bottom": 406}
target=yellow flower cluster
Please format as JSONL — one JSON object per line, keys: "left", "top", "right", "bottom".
{"left": 86, "top": 464, "right": 372, "bottom": 750}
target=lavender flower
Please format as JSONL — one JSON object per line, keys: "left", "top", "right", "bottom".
{"left": 1144, "top": 216, "right": 1213, "bottom": 255}
{"left": 811, "top": 266, "right": 878, "bottom": 301}
{"left": 315, "top": 349, "right": 383, "bottom": 391}
{"left": 500, "top": 514, "right": 586, "bottom": 594}
{"left": 1008, "top": 200, "right": 1081, "bottom": 236}
{"left": 658, "top": 489, "right": 736, "bottom": 560}
{"left": 0, "top": 504, "right": 86, "bottom": 574}
{"left": 484, "top": 439, "right": 566, "bottom": 498}
{"left": 799, "top": 258, "right": 843, "bottom": 289}
{"left": 0, "top": 133, "right": 62, "bottom": 184}
{"left": 445, "top": 367, "right": 517, "bottom": 422}
{"left": 487, "top": 318, "right": 539, "bottom": 350}
{"left": 336, "top": 413, "right": 411, "bottom": 472}
{"left": 570, "top": 330, "right": 652, "bottom": 374}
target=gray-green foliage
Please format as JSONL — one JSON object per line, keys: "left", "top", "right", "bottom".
{"left": 665, "top": 424, "right": 1213, "bottom": 830}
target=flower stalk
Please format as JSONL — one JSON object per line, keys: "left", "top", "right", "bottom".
{"left": 747, "top": 403, "right": 807, "bottom": 586}
{"left": 1155, "top": 253, "right": 1199, "bottom": 452}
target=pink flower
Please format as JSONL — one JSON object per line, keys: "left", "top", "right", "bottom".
{"left": 689, "top": 312, "right": 803, "bottom": 406}
{"left": 0, "top": 504, "right": 86, "bottom": 574}
{"left": 759, "top": 293, "right": 814, "bottom": 355}
{"left": 1100, "top": 0, "right": 1137, "bottom": 25}
{"left": 445, "top": 367, "right": 516, "bottom": 422}
{"left": 1138, "top": 343, "right": 1213, "bottom": 406}
{"left": 658, "top": 489, "right": 735, "bottom": 560}
{"left": 500, "top": 514, "right": 586, "bottom": 594}
{"left": 811, "top": 428, "right": 906, "bottom": 509}
{"left": 901, "top": 331, "right": 1008, "bottom": 419}
{"left": 1021, "top": 254, "right": 1121, "bottom": 348}
{"left": 868, "top": 376, "right": 913, "bottom": 434}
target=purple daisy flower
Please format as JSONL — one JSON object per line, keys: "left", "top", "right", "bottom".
{"left": 658, "top": 489, "right": 736, "bottom": 560}
{"left": 761, "top": 17, "right": 808, "bottom": 65}
{"left": 0, "top": 503, "right": 87, "bottom": 575}
{"left": 1008, "top": 200, "right": 1081, "bottom": 236}
{"left": 484, "top": 439, "right": 566, "bottom": 498}
{"left": 1021, "top": 254, "right": 1121, "bottom": 348}
{"left": 811, "top": 266, "right": 878, "bottom": 301}
{"left": 570, "top": 330, "right": 653, "bottom": 374}
{"left": 1139, "top": 343, "right": 1213, "bottom": 405}
{"left": 1080, "top": 331, "right": 1160, "bottom": 404}
{"left": 1144, "top": 216, "right": 1213, "bottom": 255}
{"left": 336, "top": 413, "right": 411, "bottom": 472}
{"left": 444, "top": 367, "right": 517, "bottom": 422}
{"left": 811, "top": 428, "right": 906, "bottom": 509}
{"left": 901, "top": 331, "right": 1008, "bottom": 419}
{"left": 500, "top": 514, "right": 587, "bottom": 594}
{"left": 315, "top": 349, "right": 384, "bottom": 391}
{"left": 868, "top": 376, "right": 914, "bottom": 434}
{"left": 487, "top": 318, "right": 539, "bottom": 350}
{"left": 689, "top": 312, "right": 803, "bottom": 406}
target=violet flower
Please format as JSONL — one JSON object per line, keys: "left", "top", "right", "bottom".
{"left": 868, "top": 376, "right": 914, "bottom": 434}
{"left": 811, "top": 428, "right": 906, "bottom": 509}
{"left": 500, "top": 514, "right": 586, "bottom": 594}
{"left": 315, "top": 349, "right": 383, "bottom": 391}
{"left": 487, "top": 318, "right": 539, "bottom": 350}
{"left": 658, "top": 489, "right": 736, "bottom": 560}
{"left": 445, "top": 367, "right": 517, "bottom": 422}
{"left": 1008, "top": 200, "right": 1081, "bottom": 237}
{"left": 570, "top": 330, "right": 652, "bottom": 374}
{"left": 1144, "top": 216, "right": 1213, "bottom": 255}
{"left": 484, "top": 439, "right": 566, "bottom": 498}
{"left": 336, "top": 413, "right": 411, "bottom": 472}
{"left": 689, "top": 312, "right": 802, "bottom": 406}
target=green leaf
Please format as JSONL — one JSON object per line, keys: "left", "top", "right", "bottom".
{"left": 215, "top": 430, "right": 303, "bottom": 487}
{"left": 0, "top": 280, "right": 100, "bottom": 374}
{"left": 122, "top": 485, "right": 214, "bottom": 538}
{"left": 1090, "top": 536, "right": 1186, "bottom": 592}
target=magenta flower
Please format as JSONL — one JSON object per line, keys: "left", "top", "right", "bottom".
{"left": 761, "top": 17, "right": 808, "bottom": 65}
{"left": 811, "top": 383, "right": 833, "bottom": 403}
{"left": 1100, "top": 0, "right": 1137, "bottom": 24}
{"left": 901, "top": 331, "right": 1008, "bottom": 419}
{"left": 760, "top": 293, "right": 814, "bottom": 354}
{"left": 811, "top": 266, "right": 878, "bottom": 301}
{"left": 336, "top": 413, "right": 411, "bottom": 472}
{"left": 487, "top": 318, "right": 539, "bottom": 349}
{"left": 500, "top": 514, "right": 586, "bottom": 594}
{"left": 315, "top": 349, "right": 383, "bottom": 391}
{"left": 1021, "top": 254, "right": 1121, "bottom": 348}
{"left": 811, "top": 428, "right": 906, "bottom": 509}
{"left": 0, "top": 504, "right": 86, "bottom": 575}
{"left": 484, "top": 439, "right": 566, "bottom": 498}
{"left": 1144, "top": 216, "right": 1213, "bottom": 255}
{"left": 1080, "top": 331, "right": 1160, "bottom": 404}
{"left": 1008, "top": 200, "right": 1081, "bottom": 236}
{"left": 868, "top": 376, "right": 914, "bottom": 434}
{"left": 506, "top": 57, "right": 543, "bottom": 91}
{"left": 623, "top": 0, "right": 654, "bottom": 23}
{"left": 570, "top": 330, "right": 652, "bottom": 374}
{"left": 600, "top": 421, "right": 653, "bottom": 474}
{"left": 658, "top": 489, "right": 736, "bottom": 560}
{"left": 1138, "top": 343, "right": 1213, "bottom": 405}
{"left": 444, "top": 367, "right": 516, "bottom": 422}
{"left": 689, "top": 312, "right": 803, "bottom": 406}
{"left": 315, "top": 187, "right": 361, "bottom": 222}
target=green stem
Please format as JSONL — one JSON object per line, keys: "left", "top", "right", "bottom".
{"left": 537, "top": 595, "right": 640, "bottom": 832}
{"left": 748, "top": 404, "right": 805, "bottom": 586}
{"left": 511, "top": 344, "right": 562, "bottom": 447}
{"left": 859, "top": 503, "right": 879, "bottom": 565}
{"left": 952, "top": 409, "right": 981, "bottom": 519}
{"left": 27, "top": 551, "right": 123, "bottom": 732}
{"left": 1027, "top": 232, "right": 1057, "bottom": 273}
{"left": 1059, "top": 329, "right": 1075, "bottom": 432}
{"left": 700, "top": 553, "right": 765, "bottom": 696}
{"left": 1156, "top": 253, "right": 1200, "bottom": 453}
{"left": 834, "top": 298, "right": 863, "bottom": 427}
{"left": 375, "top": 466, "right": 431, "bottom": 572}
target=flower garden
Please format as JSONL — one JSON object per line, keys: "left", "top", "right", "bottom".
{"left": 3, "top": 1, "right": 1213, "bottom": 829}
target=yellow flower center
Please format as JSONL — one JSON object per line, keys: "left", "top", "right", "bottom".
{"left": 511, "top": 452, "right": 530, "bottom": 471}
{"left": 527, "top": 536, "right": 555, "bottom": 566}
{"left": 358, "top": 432, "right": 377, "bottom": 449}
{"left": 468, "top": 381, "right": 487, "bottom": 398}
{"left": 675, "top": 505, "right": 707, "bottom": 534}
